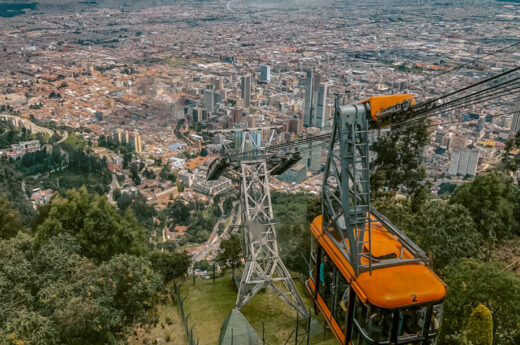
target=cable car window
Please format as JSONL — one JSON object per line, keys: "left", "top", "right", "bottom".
{"left": 429, "top": 304, "right": 443, "bottom": 335}
{"left": 319, "top": 252, "right": 334, "bottom": 306}
{"left": 397, "top": 306, "right": 427, "bottom": 340}
{"left": 333, "top": 274, "right": 349, "bottom": 335}
{"left": 310, "top": 237, "right": 317, "bottom": 282}
{"left": 367, "top": 306, "right": 393, "bottom": 343}
{"left": 352, "top": 297, "right": 369, "bottom": 345}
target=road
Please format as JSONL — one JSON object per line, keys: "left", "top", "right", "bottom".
{"left": 56, "top": 130, "right": 68, "bottom": 144}
{"left": 1, "top": 114, "right": 70, "bottom": 146}
{"left": 191, "top": 201, "right": 241, "bottom": 265}
{"left": 0, "top": 114, "right": 54, "bottom": 138}
{"left": 21, "top": 180, "right": 29, "bottom": 201}
{"left": 107, "top": 174, "right": 120, "bottom": 204}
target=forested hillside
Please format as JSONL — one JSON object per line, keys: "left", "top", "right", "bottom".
{"left": 0, "top": 188, "right": 190, "bottom": 344}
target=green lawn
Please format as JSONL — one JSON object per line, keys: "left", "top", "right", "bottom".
{"left": 180, "top": 273, "right": 339, "bottom": 345}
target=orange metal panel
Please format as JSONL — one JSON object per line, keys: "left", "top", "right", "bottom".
{"left": 310, "top": 215, "right": 446, "bottom": 309}
{"left": 360, "top": 94, "right": 416, "bottom": 121}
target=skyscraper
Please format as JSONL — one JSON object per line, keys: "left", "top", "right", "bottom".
{"left": 192, "top": 107, "right": 203, "bottom": 123}
{"left": 304, "top": 70, "right": 314, "bottom": 127}
{"left": 203, "top": 89, "right": 214, "bottom": 113}
{"left": 241, "top": 75, "right": 251, "bottom": 107}
{"left": 128, "top": 131, "right": 142, "bottom": 153}
{"left": 304, "top": 69, "right": 322, "bottom": 127}
{"left": 260, "top": 65, "right": 270, "bottom": 83}
{"left": 315, "top": 83, "right": 329, "bottom": 129}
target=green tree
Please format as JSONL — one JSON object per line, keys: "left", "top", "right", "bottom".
{"left": 218, "top": 235, "right": 242, "bottom": 278}
{"left": 438, "top": 182, "right": 457, "bottom": 195}
{"left": 35, "top": 187, "right": 147, "bottom": 262}
{"left": 0, "top": 163, "right": 35, "bottom": 224}
{"left": 129, "top": 163, "right": 141, "bottom": 185}
{"left": 0, "top": 194, "right": 23, "bottom": 239}
{"left": 122, "top": 153, "right": 132, "bottom": 169}
{"left": 0, "top": 235, "right": 34, "bottom": 326}
{"left": 450, "top": 172, "right": 514, "bottom": 244}
{"left": 150, "top": 251, "right": 190, "bottom": 284}
{"left": 408, "top": 200, "right": 481, "bottom": 269}
{"left": 96, "top": 254, "right": 162, "bottom": 319}
{"left": 177, "top": 181, "right": 185, "bottom": 192}
{"left": 440, "top": 259, "right": 520, "bottom": 345}
{"left": 3, "top": 309, "right": 59, "bottom": 345}
{"left": 223, "top": 196, "right": 235, "bottom": 216}
{"left": 503, "top": 130, "right": 520, "bottom": 173}
{"left": 270, "top": 192, "right": 321, "bottom": 273}
{"left": 194, "top": 259, "right": 211, "bottom": 271}
{"left": 371, "top": 118, "right": 429, "bottom": 196}
{"left": 467, "top": 304, "right": 493, "bottom": 345}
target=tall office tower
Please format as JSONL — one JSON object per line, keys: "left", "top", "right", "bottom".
{"left": 212, "top": 77, "right": 224, "bottom": 90}
{"left": 511, "top": 102, "right": 520, "bottom": 135}
{"left": 304, "top": 70, "right": 321, "bottom": 127}
{"left": 231, "top": 108, "right": 243, "bottom": 123}
{"left": 260, "top": 65, "right": 271, "bottom": 83}
{"left": 129, "top": 131, "right": 142, "bottom": 153}
{"left": 315, "top": 83, "right": 329, "bottom": 129}
{"left": 203, "top": 89, "right": 214, "bottom": 113}
{"left": 304, "top": 70, "right": 314, "bottom": 127}
{"left": 192, "top": 107, "right": 203, "bottom": 123}
{"left": 241, "top": 75, "right": 251, "bottom": 107}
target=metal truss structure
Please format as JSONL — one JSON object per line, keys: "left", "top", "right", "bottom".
{"left": 322, "top": 101, "right": 373, "bottom": 276}
{"left": 207, "top": 130, "right": 309, "bottom": 317}
{"left": 322, "top": 98, "right": 428, "bottom": 276}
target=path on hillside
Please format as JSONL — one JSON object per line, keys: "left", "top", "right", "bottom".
{"left": 107, "top": 173, "right": 120, "bottom": 204}
{"left": 56, "top": 129, "right": 68, "bottom": 144}
{"left": 191, "top": 201, "right": 240, "bottom": 265}
{"left": 0, "top": 114, "right": 54, "bottom": 137}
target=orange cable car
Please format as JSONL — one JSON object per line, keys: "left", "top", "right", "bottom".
{"left": 306, "top": 95, "right": 446, "bottom": 345}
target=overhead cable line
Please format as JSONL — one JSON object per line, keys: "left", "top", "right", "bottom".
{"left": 229, "top": 67, "right": 520, "bottom": 159}
{"left": 421, "top": 40, "right": 520, "bottom": 82}
{"left": 394, "top": 84, "right": 520, "bottom": 128}
{"left": 412, "top": 66, "right": 520, "bottom": 110}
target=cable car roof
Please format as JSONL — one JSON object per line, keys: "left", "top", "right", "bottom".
{"left": 311, "top": 216, "right": 446, "bottom": 309}
{"left": 357, "top": 264, "right": 446, "bottom": 308}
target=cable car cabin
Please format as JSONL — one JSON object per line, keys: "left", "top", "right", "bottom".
{"left": 306, "top": 214, "right": 446, "bottom": 345}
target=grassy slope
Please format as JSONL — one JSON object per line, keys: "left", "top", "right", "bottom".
{"left": 180, "top": 273, "right": 338, "bottom": 345}
{"left": 129, "top": 298, "right": 188, "bottom": 345}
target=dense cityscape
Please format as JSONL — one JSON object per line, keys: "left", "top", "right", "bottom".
{"left": 0, "top": 0, "right": 519, "bottom": 345}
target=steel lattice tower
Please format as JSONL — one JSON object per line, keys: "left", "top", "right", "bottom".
{"left": 207, "top": 130, "right": 308, "bottom": 317}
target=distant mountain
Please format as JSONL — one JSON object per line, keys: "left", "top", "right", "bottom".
{"left": 0, "top": 0, "right": 188, "bottom": 13}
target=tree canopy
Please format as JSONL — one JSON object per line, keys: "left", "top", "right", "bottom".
{"left": 440, "top": 259, "right": 520, "bottom": 345}
{"left": 0, "top": 194, "right": 23, "bottom": 240}
{"left": 218, "top": 234, "right": 242, "bottom": 277}
{"left": 0, "top": 188, "right": 189, "bottom": 344}
{"left": 450, "top": 172, "right": 515, "bottom": 242}
{"left": 35, "top": 187, "right": 147, "bottom": 263}
{"left": 371, "top": 119, "right": 429, "bottom": 196}
{"left": 407, "top": 200, "right": 482, "bottom": 269}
